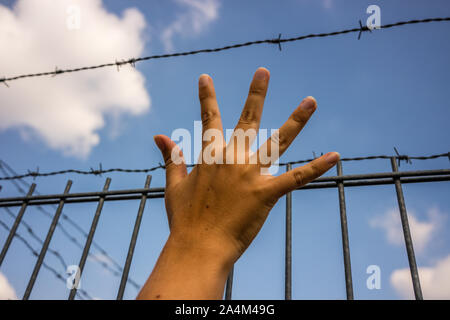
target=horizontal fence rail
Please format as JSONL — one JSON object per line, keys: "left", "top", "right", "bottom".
{"left": 0, "top": 169, "right": 448, "bottom": 207}
{"left": 0, "top": 156, "right": 449, "bottom": 299}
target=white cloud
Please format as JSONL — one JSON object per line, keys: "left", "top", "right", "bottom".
{"left": 161, "top": 0, "right": 220, "bottom": 52}
{"left": 391, "top": 254, "right": 450, "bottom": 299}
{"left": 0, "top": 0, "right": 150, "bottom": 158}
{"left": 0, "top": 272, "right": 17, "bottom": 300}
{"left": 369, "top": 207, "right": 445, "bottom": 254}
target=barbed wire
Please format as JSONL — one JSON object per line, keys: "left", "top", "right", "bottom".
{"left": 0, "top": 151, "right": 448, "bottom": 182}
{"left": 0, "top": 218, "right": 92, "bottom": 300}
{"left": 279, "top": 150, "right": 450, "bottom": 167}
{"left": 3, "top": 207, "right": 68, "bottom": 271}
{"left": 1, "top": 17, "right": 449, "bottom": 86}
{"left": 3, "top": 204, "right": 130, "bottom": 280}
{"left": 0, "top": 160, "right": 142, "bottom": 290}
{"left": 2, "top": 206, "right": 137, "bottom": 290}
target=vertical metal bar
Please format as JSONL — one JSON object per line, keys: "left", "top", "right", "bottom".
{"left": 0, "top": 183, "right": 36, "bottom": 266}
{"left": 116, "top": 175, "right": 152, "bottom": 300}
{"left": 391, "top": 157, "right": 423, "bottom": 300}
{"left": 337, "top": 161, "right": 354, "bottom": 300}
{"left": 224, "top": 265, "right": 234, "bottom": 300}
{"left": 23, "top": 180, "right": 72, "bottom": 300}
{"left": 285, "top": 163, "right": 292, "bottom": 300}
{"left": 68, "top": 178, "right": 111, "bottom": 300}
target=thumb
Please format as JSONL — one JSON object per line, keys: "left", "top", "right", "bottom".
{"left": 269, "top": 152, "right": 340, "bottom": 198}
{"left": 154, "top": 135, "right": 187, "bottom": 187}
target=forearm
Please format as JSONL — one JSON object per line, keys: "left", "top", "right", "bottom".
{"left": 137, "top": 235, "right": 233, "bottom": 300}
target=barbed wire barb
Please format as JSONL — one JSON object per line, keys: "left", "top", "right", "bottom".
{"left": 272, "top": 33, "right": 282, "bottom": 51}
{"left": 394, "top": 147, "right": 412, "bottom": 167}
{"left": 27, "top": 167, "right": 40, "bottom": 180}
{"left": 90, "top": 163, "right": 103, "bottom": 176}
{"left": 128, "top": 58, "right": 137, "bottom": 68}
{"left": 1, "top": 78, "right": 9, "bottom": 88}
{"left": 358, "top": 19, "right": 372, "bottom": 40}
{"left": 115, "top": 59, "right": 126, "bottom": 72}
{"left": 51, "top": 67, "right": 62, "bottom": 77}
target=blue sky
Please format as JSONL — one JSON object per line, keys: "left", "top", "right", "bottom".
{"left": 0, "top": 0, "right": 449, "bottom": 300}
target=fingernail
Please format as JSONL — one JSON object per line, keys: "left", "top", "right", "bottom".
{"left": 199, "top": 74, "right": 209, "bottom": 87}
{"left": 254, "top": 67, "right": 269, "bottom": 80}
{"left": 300, "top": 96, "right": 316, "bottom": 112}
{"left": 325, "top": 152, "right": 340, "bottom": 165}
{"left": 154, "top": 135, "right": 166, "bottom": 152}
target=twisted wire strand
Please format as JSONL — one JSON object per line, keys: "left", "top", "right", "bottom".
{"left": 1, "top": 17, "right": 449, "bottom": 85}
{"left": 0, "top": 160, "right": 142, "bottom": 289}
{"left": 1, "top": 152, "right": 448, "bottom": 181}
{"left": 3, "top": 207, "right": 68, "bottom": 271}
{"left": 0, "top": 218, "right": 92, "bottom": 300}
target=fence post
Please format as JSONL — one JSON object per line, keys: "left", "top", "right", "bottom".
{"left": 117, "top": 175, "right": 152, "bottom": 300}
{"left": 68, "top": 178, "right": 111, "bottom": 300}
{"left": 390, "top": 157, "right": 423, "bottom": 300}
{"left": 23, "top": 180, "right": 72, "bottom": 300}
{"left": 224, "top": 266, "right": 234, "bottom": 300}
{"left": 337, "top": 160, "right": 354, "bottom": 300}
{"left": 285, "top": 163, "right": 292, "bottom": 300}
{"left": 0, "top": 183, "right": 36, "bottom": 266}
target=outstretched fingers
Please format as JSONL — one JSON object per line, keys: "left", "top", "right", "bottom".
{"left": 256, "top": 96, "right": 317, "bottom": 167}
{"left": 227, "top": 68, "right": 270, "bottom": 163}
{"left": 268, "top": 152, "right": 340, "bottom": 198}
{"left": 199, "top": 74, "right": 224, "bottom": 150}
{"left": 232, "top": 67, "right": 270, "bottom": 136}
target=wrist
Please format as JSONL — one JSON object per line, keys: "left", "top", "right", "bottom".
{"left": 166, "top": 232, "right": 236, "bottom": 273}
{"left": 137, "top": 233, "right": 233, "bottom": 299}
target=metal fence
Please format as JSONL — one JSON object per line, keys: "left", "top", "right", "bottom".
{"left": 0, "top": 156, "right": 449, "bottom": 300}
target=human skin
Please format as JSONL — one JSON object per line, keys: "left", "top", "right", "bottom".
{"left": 137, "top": 67, "right": 339, "bottom": 300}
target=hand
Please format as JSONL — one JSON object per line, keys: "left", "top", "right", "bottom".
{"left": 137, "top": 67, "right": 339, "bottom": 300}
